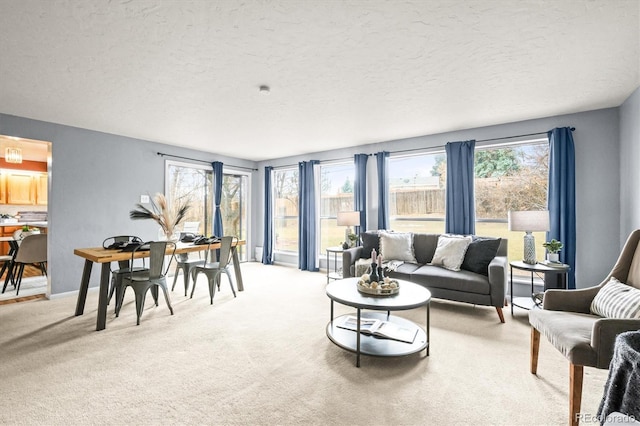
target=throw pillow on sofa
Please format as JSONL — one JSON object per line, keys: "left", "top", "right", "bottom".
{"left": 461, "top": 237, "right": 502, "bottom": 276}
{"left": 379, "top": 232, "right": 416, "bottom": 263}
{"left": 360, "top": 231, "right": 381, "bottom": 259}
{"left": 430, "top": 234, "right": 473, "bottom": 271}
{"left": 590, "top": 277, "right": 640, "bottom": 319}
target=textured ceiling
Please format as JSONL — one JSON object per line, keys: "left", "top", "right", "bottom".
{"left": 0, "top": 0, "right": 638, "bottom": 161}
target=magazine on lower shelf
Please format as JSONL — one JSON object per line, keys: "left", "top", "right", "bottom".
{"left": 336, "top": 315, "right": 418, "bottom": 344}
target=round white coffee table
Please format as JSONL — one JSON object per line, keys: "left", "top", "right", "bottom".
{"left": 326, "top": 278, "right": 431, "bottom": 367}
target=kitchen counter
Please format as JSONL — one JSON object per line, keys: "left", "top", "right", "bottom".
{"left": 0, "top": 221, "right": 48, "bottom": 228}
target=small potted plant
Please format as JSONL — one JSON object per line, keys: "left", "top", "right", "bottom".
{"left": 347, "top": 233, "right": 358, "bottom": 248}
{"left": 542, "top": 239, "right": 563, "bottom": 263}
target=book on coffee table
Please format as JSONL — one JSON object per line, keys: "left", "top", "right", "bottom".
{"left": 337, "top": 315, "right": 418, "bottom": 344}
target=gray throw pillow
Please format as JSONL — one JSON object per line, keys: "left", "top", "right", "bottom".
{"left": 461, "top": 237, "right": 501, "bottom": 276}
{"left": 360, "top": 231, "right": 380, "bottom": 259}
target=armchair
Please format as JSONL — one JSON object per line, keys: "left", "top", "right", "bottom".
{"left": 529, "top": 229, "right": 640, "bottom": 426}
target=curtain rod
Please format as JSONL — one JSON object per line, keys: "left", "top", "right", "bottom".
{"left": 156, "top": 152, "right": 258, "bottom": 171}
{"left": 270, "top": 154, "right": 373, "bottom": 170}
{"left": 390, "top": 127, "right": 576, "bottom": 155}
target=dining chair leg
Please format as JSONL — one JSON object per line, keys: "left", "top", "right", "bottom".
{"left": 150, "top": 285, "right": 159, "bottom": 306}
{"left": 15, "top": 264, "right": 26, "bottom": 296}
{"left": 224, "top": 269, "right": 236, "bottom": 297}
{"left": 160, "top": 284, "right": 174, "bottom": 315}
{"left": 132, "top": 284, "right": 152, "bottom": 326}
{"left": 190, "top": 270, "right": 199, "bottom": 298}
{"left": 208, "top": 273, "right": 219, "bottom": 304}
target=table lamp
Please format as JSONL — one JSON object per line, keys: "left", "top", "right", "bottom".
{"left": 337, "top": 211, "right": 360, "bottom": 247}
{"left": 508, "top": 210, "right": 550, "bottom": 264}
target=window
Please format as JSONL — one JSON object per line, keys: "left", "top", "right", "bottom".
{"left": 388, "top": 153, "right": 446, "bottom": 233}
{"left": 273, "top": 168, "right": 299, "bottom": 253}
{"left": 221, "top": 171, "right": 250, "bottom": 262}
{"left": 474, "top": 139, "right": 549, "bottom": 270}
{"left": 166, "top": 161, "right": 250, "bottom": 262}
{"left": 319, "top": 162, "right": 354, "bottom": 253}
{"left": 166, "top": 161, "right": 213, "bottom": 236}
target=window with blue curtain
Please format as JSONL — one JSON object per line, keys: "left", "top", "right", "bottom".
{"left": 375, "top": 151, "right": 389, "bottom": 230}
{"left": 354, "top": 154, "right": 368, "bottom": 236}
{"left": 445, "top": 140, "right": 476, "bottom": 235}
{"left": 262, "top": 166, "right": 274, "bottom": 264}
{"left": 547, "top": 127, "right": 576, "bottom": 289}
{"left": 212, "top": 161, "right": 224, "bottom": 237}
{"left": 298, "top": 160, "right": 319, "bottom": 271}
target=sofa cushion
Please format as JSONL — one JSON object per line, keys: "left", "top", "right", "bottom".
{"left": 590, "top": 277, "right": 640, "bottom": 319}
{"left": 379, "top": 232, "right": 416, "bottom": 263}
{"left": 360, "top": 231, "right": 380, "bottom": 259}
{"left": 461, "top": 237, "right": 502, "bottom": 276}
{"left": 413, "top": 233, "right": 439, "bottom": 264}
{"left": 429, "top": 234, "right": 472, "bottom": 271}
{"left": 410, "top": 265, "right": 491, "bottom": 295}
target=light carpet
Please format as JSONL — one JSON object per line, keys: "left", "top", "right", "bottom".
{"left": 0, "top": 263, "right": 608, "bottom": 425}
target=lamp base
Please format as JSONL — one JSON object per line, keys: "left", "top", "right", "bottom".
{"left": 523, "top": 232, "right": 537, "bottom": 264}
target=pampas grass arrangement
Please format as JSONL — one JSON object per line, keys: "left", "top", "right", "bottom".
{"left": 129, "top": 193, "right": 190, "bottom": 237}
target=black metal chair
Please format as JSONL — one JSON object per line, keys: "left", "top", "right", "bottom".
{"left": 190, "top": 236, "right": 237, "bottom": 304}
{"left": 102, "top": 235, "right": 147, "bottom": 308}
{"left": 116, "top": 241, "right": 176, "bottom": 325}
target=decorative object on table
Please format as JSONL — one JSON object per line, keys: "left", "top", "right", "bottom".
{"left": 508, "top": 210, "right": 550, "bottom": 264}
{"left": 129, "top": 193, "right": 190, "bottom": 242}
{"left": 337, "top": 211, "right": 360, "bottom": 248}
{"left": 542, "top": 238, "right": 563, "bottom": 263}
{"left": 356, "top": 272, "right": 399, "bottom": 296}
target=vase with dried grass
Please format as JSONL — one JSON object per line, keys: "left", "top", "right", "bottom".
{"left": 129, "top": 193, "right": 190, "bottom": 242}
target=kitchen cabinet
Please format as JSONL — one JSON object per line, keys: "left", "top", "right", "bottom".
{"left": 0, "top": 173, "right": 6, "bottom": 204}
{"left": 7, "top": 172, "right": 35, "bottom": 204}
{"left": 35, "top": 173, "right": 47, "bottom": 205}
{"left": 0, "top": 171, "right": 48, "bottom": 205}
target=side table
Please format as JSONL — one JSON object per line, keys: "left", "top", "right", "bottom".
{"left": 510, "top": 260, "right": 570, "bottom": 314}
{"left": 326, "top": 246, "right": 344, "bottom": 284}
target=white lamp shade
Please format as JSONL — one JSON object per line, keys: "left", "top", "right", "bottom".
{"left": 337, "top": 211, "right": 360, "bottom": 227}
{"left": 508, "top": 210, "right": 550, "bottom": 232}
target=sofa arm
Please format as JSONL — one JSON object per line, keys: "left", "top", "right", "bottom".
{"left": 488, "top": 256, "right": 508, "bottom": 306}
{"left": 542, "top": 285, "right": 601, "bottom": 313}
{"left": 591, "top": 318, "right": 640, "bottom": 368}
{"left": 342, "top": 247, "right": 364, "bottom": 278}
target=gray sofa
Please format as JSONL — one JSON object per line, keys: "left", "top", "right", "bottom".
{"left": 342, "top": 232, "right": 509, "bottom": 323}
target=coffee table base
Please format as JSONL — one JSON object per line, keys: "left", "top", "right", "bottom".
{"left": 326, "top": 312, "right": 428, "bottom": 365}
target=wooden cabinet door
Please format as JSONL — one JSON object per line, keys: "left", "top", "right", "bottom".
{"left": 0, "top": 173, "right": 6, "bottom": 204}
{"left": 35, "top": 173, "right": 48, "bottom": 205}
{"left": 7, "top": 172, "right": 34, "bottom": 205}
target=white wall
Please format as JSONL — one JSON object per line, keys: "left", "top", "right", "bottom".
{"left": 620, "top": 87, "right": 640, "bottom": 243}
{"left": 255, "top": 108, "right": 622, "bottom": 289}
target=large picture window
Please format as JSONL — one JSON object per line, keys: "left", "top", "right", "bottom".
{"left": 166, "top": 161, "right": 250, "bottom": 262}
{"left": 319, "top": 162, "right": 354, "bottom": 252}
{"left": 388, "top": 153, "right": 446, "bottom": 233}
{"left": 166, "top": 161, "right": 213, "bottom": 236}
{"left": 474, "top": 139, "right": 549, "bottom": 267}
{"left": 273, "top": 168, "right": 299, "bottom": 253}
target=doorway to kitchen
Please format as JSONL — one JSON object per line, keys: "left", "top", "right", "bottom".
{"left": 0, "top": 135, "right": 51, "bottom": 303}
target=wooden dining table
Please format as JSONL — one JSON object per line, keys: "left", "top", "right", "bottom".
{"left": 74, "top": 240, "right": 246, "bottom": 331}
